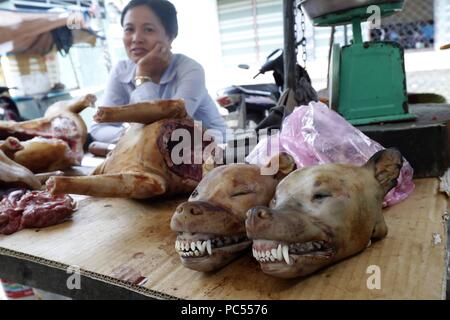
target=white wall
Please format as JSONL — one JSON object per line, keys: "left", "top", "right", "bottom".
{"left": 170, "top": 0, "right": 226, "bottom": 97}
{"left": 169, "top": 0, "right": 277, "bottom": 98}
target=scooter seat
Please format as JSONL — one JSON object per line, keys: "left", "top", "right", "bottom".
{"left": 221, "top": 84, "right": 280, "bottom": 97}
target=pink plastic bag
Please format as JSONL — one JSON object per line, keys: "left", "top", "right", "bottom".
{"left": 246, "top": 102, "right": 414, "bottom": 207}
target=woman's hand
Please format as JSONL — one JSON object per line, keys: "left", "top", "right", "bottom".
{"left": 135, "top": 42, "right": 172, "bottom": 83}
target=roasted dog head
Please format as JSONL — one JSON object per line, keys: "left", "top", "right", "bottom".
{"left": 246, "top": 148, "right": 403, "bottom": 278}
{"left": 170, "top": 153, "right": 296, "bottom": 272}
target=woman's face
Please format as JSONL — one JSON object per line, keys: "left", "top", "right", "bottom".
{"left": 122, "top": 5, "right": 172, "bottom": 63}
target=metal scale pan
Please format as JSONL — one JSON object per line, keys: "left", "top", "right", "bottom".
{"left": 300, "top": 0, "right": 405, "bottom": 26}
{"left": 300, "top": 0, "right": 404, "bottom": 19}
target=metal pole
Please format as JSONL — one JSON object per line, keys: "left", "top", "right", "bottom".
{"left": 283, "top": 0, "right": 297, "bottom": 93}
{"left": 352, "top": 18, "right": 363, "bottom": 44}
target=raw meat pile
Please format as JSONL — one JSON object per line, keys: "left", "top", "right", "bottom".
{"left": 0, "top": 189, "right": 76, "bottom": 235}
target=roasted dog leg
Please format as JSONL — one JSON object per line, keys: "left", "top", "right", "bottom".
{"left": 94, "top": 99, "right": 187, "bottom": 124}
{"left": 0, "top": 137, "right": 23, "bottom": 159}
{"left": 45, "top": 94, "right": 97, "bottom": 116}
{"left": 47, "top": 173, "right": 167, "bottom": 199}
{"left": 0, "top": 150, "right": 41, "bottom": 189}
{"left": 35, "top": 171, "right": 64, "bottom": 184}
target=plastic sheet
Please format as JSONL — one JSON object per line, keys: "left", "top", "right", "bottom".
{"left": 246, "top": 102, "right": 415, "bottom": 207}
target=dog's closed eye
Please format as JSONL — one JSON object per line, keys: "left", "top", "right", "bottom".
{"left": 312, "top": 192, "right": 331, "bottom": 202}
{"left": 231, "top": 190, "right": 254, "bottom": 197}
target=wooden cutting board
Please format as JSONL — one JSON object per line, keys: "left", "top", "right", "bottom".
{"left": 0, "top": 178, "right": 448, "bottom": 299}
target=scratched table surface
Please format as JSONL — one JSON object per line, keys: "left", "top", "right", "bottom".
{"left": 0, "top": 178, "right": 448, "bottom": 299}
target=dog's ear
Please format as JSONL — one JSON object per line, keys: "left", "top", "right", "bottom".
{"left": 364, "top": 148, "right": 403, "bottom": 195}
{"left": 262, "top": 152, "right": 297, "bottom": 180}
{"left": 202, "top": 146, "right": 226, "bottom": 178}
{"left": 202, "top": 154, "right": 225, "bottom": 178}
{"left": 202, "top": 156, "right": 217, "bottom": 177}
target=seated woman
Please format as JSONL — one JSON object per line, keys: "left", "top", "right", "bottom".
{"left": 90, "top": 0, "right": 228, "bottom": 143}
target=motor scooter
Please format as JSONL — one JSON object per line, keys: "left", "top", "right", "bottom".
{"left": 216, "top": 49, "right": 285, "bottom": 129}
{"left": 0, "top": 87, "right": 22, "bottom": 121}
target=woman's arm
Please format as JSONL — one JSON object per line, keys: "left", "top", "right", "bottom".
{"left": 90, "top": 63, "right": 129, "bottom": 143}
{"left": 130, "top": 60, "right": 207, "bottom": 117}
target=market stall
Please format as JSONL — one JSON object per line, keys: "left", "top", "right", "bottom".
{"left": 0, "top": 177, "right": 447, "bottom": 300}
{"left": 0, "top": 0, "right": 449, "bottom": 302}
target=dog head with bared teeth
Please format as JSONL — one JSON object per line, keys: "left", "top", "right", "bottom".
{"left": 170, "top": 153, "right": 296, "bottom": 272}
{"left": 246, "top": 148, "right": 403, "bottom": 278}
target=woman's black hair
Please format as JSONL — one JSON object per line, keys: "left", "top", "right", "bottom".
{"left": 120, "top": 0, "right": 178, "bottom": 39}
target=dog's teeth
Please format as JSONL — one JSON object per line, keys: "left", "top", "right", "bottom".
{"left": 277, "top": 244, "right": 283, "bottom": 261}
{"left": 198, "top": 242, "right": 205, "bottom": 254}
{"left": 190, "top": 242, "right": 196, "bottom": 251}
{"left": 269, "top": 255, "right": 275, "bottom": 262}
{"left": 206, "top": 240, "right": 212, "bottom": 255}
{"left": 271, "top": 248, "right": 278, "bottom": 259}
{"left": 175, "top": 241, "right": 179, "bottom": 251}
{"left": 265, "top": 250, "right": 270, "bottom": 258}
{"left": 196, "top": 241, "right": 202, "bottom": 251}
{"left": 367, "top": 240, "right": 372, "bottom": 248}
{"left": 283, "top": 245, "right": 291, "bottom": 265}
{"left": 194, "top": 250, "right": 200, "bottom": 256}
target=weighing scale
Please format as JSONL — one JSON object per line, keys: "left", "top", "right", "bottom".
{"left": 300, "top": 0, "right": 417, "bottom": 125}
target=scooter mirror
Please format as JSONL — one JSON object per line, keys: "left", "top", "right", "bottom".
{"left": 266, "top": 48, "right": 283, "bottom": 62}
{"left": 238, "top": 64, "right": 250, "bottom": 69}
{"left": 256, "top": 49, "right": 284, "bottom": 77}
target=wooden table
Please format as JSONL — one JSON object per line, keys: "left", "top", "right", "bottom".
{"left": 0, "top": 179, "right": 448, "bottom": 300}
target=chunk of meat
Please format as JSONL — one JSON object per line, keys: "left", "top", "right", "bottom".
{"left": 0, "top": 190, "right": 76, "bottom": 235}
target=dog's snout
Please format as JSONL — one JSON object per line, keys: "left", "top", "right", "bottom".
{"left": 176, "top": 202, "right": 204, "bottom": 216}
{"left": 247, "top": 206, "right": 272, "bottom": 220}
{"left": 246, "top": 206, "right": 274, "bottom": 239}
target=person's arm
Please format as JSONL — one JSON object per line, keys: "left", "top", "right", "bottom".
{"left": 90, "top": 63, "right": 129, "bottom": 143}
{"left": 130, "top": 63, "right": 207, "bottom": 117}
